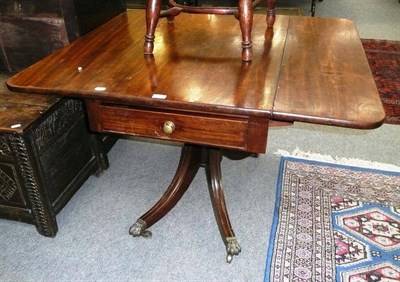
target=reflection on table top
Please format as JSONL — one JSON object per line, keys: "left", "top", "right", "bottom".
{"left": 7, "top": 10, "right": 385, "bottom": 129}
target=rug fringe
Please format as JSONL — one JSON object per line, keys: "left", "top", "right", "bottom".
{"left": 275, "top": 148, "right": 400, "bottom": 172}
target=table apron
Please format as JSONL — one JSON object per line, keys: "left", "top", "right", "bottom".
{"left": 85, "top": 100, "right": 269, "bottom": 153}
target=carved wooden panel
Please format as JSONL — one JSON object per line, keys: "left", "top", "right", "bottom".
{"left": 0, "top": 16, "right": 69, "bottom": 72}
{"left": 8, "top": 134, "right": 55, "bottom": 236}
{"left": 32, "top": 99, "right": 84, "bottom": 154}
{"left": 0, "top": 135, "right": 25, "bottom": 206}
{"left": 0, "top": 0, "right": 126, "bottom": 72}
{"left": 0, "top": 163, "right": 18, "bottom": 202}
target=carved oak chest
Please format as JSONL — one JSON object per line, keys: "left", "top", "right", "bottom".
{"left": 0, "top": 83, "right": 110, "bottom": 237}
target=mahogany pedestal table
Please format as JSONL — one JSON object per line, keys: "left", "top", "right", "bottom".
{"left": 7, "top": 10, "right": 385, "bottom": 263}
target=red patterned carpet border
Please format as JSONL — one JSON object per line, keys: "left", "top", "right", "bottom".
{"left": 265, "top": 158, "right": 400, "bottom": 282}
{"left": 362, "top": 39, "right": 400, "bottom": 125}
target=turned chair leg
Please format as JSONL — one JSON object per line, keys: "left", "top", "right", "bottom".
{"left": 144, "top": 0, "right": 162, "bottom": 54}
{"left": 266, "top": 0, "right": 276, "bottom": 28}
{"left": 238, "top": 0, "right": 254, "bottom": 61}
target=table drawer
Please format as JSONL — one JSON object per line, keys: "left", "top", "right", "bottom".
{"left": 88, "top": 102, "right": 251, "bottom": 150}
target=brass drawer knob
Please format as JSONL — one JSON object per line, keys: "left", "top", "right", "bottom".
{"left": 163, "top": 121, "right": 175, "bottom": 134}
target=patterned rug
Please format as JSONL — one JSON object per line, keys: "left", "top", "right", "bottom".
{"left": 265, "top": 157, "right": 400, "bottom": 281}
{"left": 362, "top": 39, "right": 400, "bottom": 125}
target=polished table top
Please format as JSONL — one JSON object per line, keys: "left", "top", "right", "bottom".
{"left": 7, "top": 10, "right": 385, "bottom": 130}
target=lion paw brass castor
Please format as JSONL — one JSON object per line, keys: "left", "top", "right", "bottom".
{"left": 129, "top": 219, "right": 153, "bottom": 238}
{"left": 226, "top": 237, "right": 242, "bottom": 263}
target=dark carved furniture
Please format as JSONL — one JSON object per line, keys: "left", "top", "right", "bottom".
{"left": 7, "top": 10, "right": 385, "bottom": 261}
{"left": 0, "top": 77, "right": 110, "bottom": 237}
{"left": 0, "top": 0, "right": 125, "bottom": 73}
{"left": 0, "top": 0, "right": 124, "bottom": 236}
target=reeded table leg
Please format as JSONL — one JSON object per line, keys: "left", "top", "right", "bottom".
{"left": 129, "top": 145, "right": 201, "bottom": 237}
{"left": 130, "top": 145, "right": 242, "bottom": 262}
{"left": 206, "top": 148, "right": 241, "bottom": 263}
